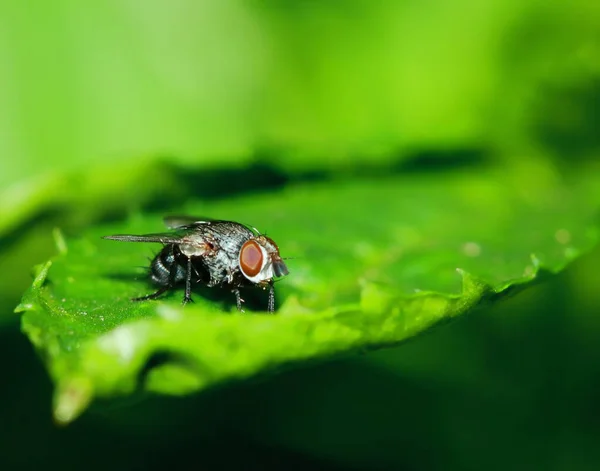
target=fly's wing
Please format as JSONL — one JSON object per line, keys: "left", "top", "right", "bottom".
{"left": 163, "top": 215, "right": 258, "bottom": 234}
{"left": 103, "top": 228, "right": 213, "bottom": 258}
{"left": 102, "top": 231, "right": 187, "bottom": 244}
{"left": 102, "top": 226, "right": 209, "bottom": 249}
{"left": 163, "top": 215, "right": 218, "bottom": 229}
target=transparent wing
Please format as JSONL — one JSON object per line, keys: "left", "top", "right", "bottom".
{"left": 163, "top": 215, "right": 217, "bottom": 229}
{"left": 102, "top": 231, "right": 213, "bottom": 255}
{"left": 102, "top": 232, "right": 187, "bottom": 244}
{"left": 163, "top": 215, "right": 259, "bottom": 234}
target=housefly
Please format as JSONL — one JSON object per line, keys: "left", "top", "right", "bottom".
{"left": 102, "top": 216, "right": 289, "bottom": 313}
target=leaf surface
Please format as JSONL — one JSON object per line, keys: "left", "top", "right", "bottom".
{"left": 17, "top": 168, "right": 600, "bottom": 423}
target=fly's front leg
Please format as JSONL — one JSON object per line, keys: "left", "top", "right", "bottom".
{"left": 232, "top": 288, "right": 244, "bottom": 312}
{"left": 267, "top": 282, "right": 275, "bottom": 313}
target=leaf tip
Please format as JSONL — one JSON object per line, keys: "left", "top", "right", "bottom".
{"left": 15, "top": 260, "right": 53, "bottom": 314}
{"left": 32, "top": 260, "right": 52, "bottom": 290}
{"left": 53, "top": 377, "right": 94, "bottom": 425}
{"left": 14, "top": 301, "right": 33, "bottom": 314}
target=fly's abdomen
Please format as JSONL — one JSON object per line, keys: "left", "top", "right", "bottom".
{"left": 150, "top": 245, "right": 186, "bottom": 286}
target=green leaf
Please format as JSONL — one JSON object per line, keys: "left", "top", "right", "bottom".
{"left": 16, "top": 167, "right": 600, "bottom": 423}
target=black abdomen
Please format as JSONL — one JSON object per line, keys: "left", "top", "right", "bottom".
{"left": 150, "top": 245, "right": 186, "bottom": 286}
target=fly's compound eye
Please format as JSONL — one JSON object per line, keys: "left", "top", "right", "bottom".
{"left": 239, "top": 240, "right": 264, "bottom": 278}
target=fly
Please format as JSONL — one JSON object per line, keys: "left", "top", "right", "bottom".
{"left": 102, "top": 216, "right": 289, "bottom": 313}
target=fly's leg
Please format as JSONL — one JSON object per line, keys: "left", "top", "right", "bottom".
{"left": 132, "top": 286, "right": 170, "bottom": 302}
{"left": 232, "top": 289, "right": 245, "bottom": 312}
{"left": 182, "top": 257, "right": 194, "bottom": 305}
{"left": 132, "top": 246, "right": 185, "bottom": 303}
{"left": 267, "top": 282, "right": 275, "bottom": 313}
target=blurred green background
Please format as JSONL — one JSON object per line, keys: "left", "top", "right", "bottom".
{"left": 1, "top": 1, "right": 600, "bottom": 470}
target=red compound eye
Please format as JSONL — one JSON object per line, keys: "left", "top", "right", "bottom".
{"left": 240, "top": 240, "right": 263, "bottom": 277}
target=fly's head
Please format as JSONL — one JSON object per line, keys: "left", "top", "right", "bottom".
{"left": 238, "top": 235, "right": 289, "bottom": 287}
